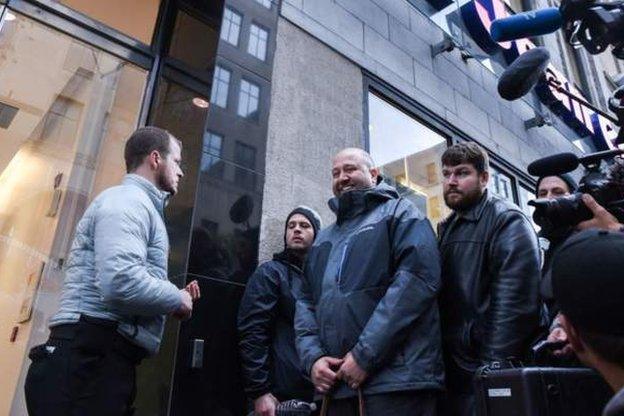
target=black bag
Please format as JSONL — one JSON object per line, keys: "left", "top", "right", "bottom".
{"left": 474, "top": 367, "right": 612, "bottom": 416}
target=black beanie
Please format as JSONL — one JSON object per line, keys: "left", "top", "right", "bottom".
{"left": 552, "top": 229, "right": 624, "bottom": 335}
{"left": 535, "top": 173, "right": 578, "bottom": 196}
{"left": 284, "top": 206, "right": 322, "bottom": 245}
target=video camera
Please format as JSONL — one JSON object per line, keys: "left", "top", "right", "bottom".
{"left": 490, "top": 0, "right": 624, "bottom": 58}
{"left": 527, "top": 149, "right": 624, "bottom": 232}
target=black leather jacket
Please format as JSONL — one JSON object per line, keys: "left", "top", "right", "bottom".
{"left": 438, "top": 191, "right": 541, "bottom": 375}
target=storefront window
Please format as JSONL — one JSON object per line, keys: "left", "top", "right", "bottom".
{"left": 368, "top": 92, "right": 450, "bottom": 229}
{"left": 0, "top": 12, "right": 147, "bottom": 414}
{"left": 519, "top": 184, "right": 541, "bottom": 231}
{"left": 55, "top": 0, "right": 160, "bottom": 44}
{"left": 489, "top": 166, "right": 515, "bottom": 203}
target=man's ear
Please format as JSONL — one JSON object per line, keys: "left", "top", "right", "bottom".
{"left": 479, "top": 170, "right": 489, "bottom": 188}
{"left": 148, "top": 150, "right": 161, "bottom": 170}
{"left": 560, "top": 314, "right": 585, "bottom": 353}
{"left": 370, "top": 167, "right": 380, "bottom": 184}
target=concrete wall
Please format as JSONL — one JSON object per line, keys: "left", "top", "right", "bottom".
{"left": 278, "top": 0, "right": 581, "bottom": 168}
{"left": 258, "top": 19, "right": 364, "bottom": 261}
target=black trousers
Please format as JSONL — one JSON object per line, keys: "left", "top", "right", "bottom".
{"left": 24, "top": 316, "right": 146, "bottom": 416}
{"left": 324, "top": 390, "right": 437, "bottom": 416}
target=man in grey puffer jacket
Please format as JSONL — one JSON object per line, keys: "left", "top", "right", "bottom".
{"left": 24, "top": 126, "right": 200, "bottom": 416}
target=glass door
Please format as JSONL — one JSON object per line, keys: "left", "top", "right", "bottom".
{"left": 0, "top": 11, "right": 148, "bottom": 415}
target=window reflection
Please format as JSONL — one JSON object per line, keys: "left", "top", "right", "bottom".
{"left": 234, "top": 141, "right": 257, "bottom": 190}
{"left": 368, "top": 92, "right": 450, "bottom": 229}
{"left": 489, "top": 166, "right": 514, "bottom": 203}
{"left": 255, "top": 0, "right": 272, "bottom": 9}
{"left": 168, "top": 11, "right": 219, "bottom": 74}
{"left": 220, "top": 7, "right": 242, "bottom": 46}
{"left": 519, "top": 185, "right": 540, "bottom": 231}
{"left": 237, "top": 79, "right": 259, "bottom": 118}
{"left": 202, "top": 131, "right": 224, "bottom": 177}
{"left": 248, "top": 23, "right": 268, "bottom": 61}
{"left": 210, "top": 66, "right": 230, "bottom": 108}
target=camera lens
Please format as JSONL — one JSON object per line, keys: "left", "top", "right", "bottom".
{"left": 528, "top": 193, "right": 592, "bottom": 230}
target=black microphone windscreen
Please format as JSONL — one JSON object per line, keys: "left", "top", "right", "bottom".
{"left": 498, "top": 47, "right": 551, "bottom": 101}
{"left": 527, "top": 152, "right": 579, "bottom": 176}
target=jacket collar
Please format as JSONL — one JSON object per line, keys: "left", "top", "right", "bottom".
{"left": 273, "top": 249, "right": 304, "bottom": 274}
{"left": 456, "top": 189, "right": 490, "bottom": 222}
{"left": 328, "top": 178, "right": 399, "bottom": 224}
{"left": 122, "top": 174, "right": 169, "bottom": 217}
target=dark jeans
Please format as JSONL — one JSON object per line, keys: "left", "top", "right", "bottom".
{"left": 24, "top": 317, "right": 146, "bottom": 416}
{"left": 437, "top": 391, "right": 476, "bottom": 416}
{"left": 325, "top": 390, "right": 437, "bottom": 416}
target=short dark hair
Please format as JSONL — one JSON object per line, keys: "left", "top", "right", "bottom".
{"left": 124, "top": 126, "right": 177, "bottom": 173}
{"left": 441, "top": 142, "right": 489, "bottom": 173}
{"left": 577, "top": 328, "right": 624, "bottom": 365}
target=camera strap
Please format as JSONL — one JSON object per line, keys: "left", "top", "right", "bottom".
{"left": 319, "top": 388, "right": 365, "bottom": 416}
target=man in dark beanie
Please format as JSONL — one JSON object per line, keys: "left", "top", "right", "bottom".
{"left": 552, "top": 229, "right": 624, "bottom": 416}
{"left": 238, "top": 206, "right": 321, "bottom": 416}
{"left": 534, "top": 174, "right": 578, "bottom": 354}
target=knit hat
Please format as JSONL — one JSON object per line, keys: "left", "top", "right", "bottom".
{"left": 535, "top": 173, "right": 578, "bottom": 197}
{"left": 552, "top": 229, "right": 624, "bottom": 335}
{"left": 284, "top": 206, "right": 322, "bottom": 246}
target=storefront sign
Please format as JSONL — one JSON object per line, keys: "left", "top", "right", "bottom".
{"left": 460, "top": 0, "right": 619, "bottom": 149}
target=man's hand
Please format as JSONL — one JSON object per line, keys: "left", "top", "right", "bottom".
{"left": 577, "top": 194, "right": 622, "bottom": 231}
{"left": 185, "top": 280, "right": 201, "bottom": 301}
{"left": 173, "top": 289, "right": 193, "bottom": 320}
{"left": 311, "top": 356, "right": 344, "bottom": 394}
{"left": 253, "top": 393, "right": 279, "bottom": 416}
{"left": 547, "top": 326, "right": 574, "bottom": 357}
{"left": 336, "top": 352, "right": 367, "bottom": 390}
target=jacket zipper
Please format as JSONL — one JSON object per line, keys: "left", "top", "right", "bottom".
{"left": 336, "top": 244, "right": 348, "bottom": 285}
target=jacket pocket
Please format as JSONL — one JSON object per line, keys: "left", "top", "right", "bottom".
{"left": 342, "top": 287, "right": 387, "bottom": 349}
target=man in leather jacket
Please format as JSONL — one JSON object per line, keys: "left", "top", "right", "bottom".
{"left": 437, "top": 143, "right": 541, "bottom": 416}
{"left": 238, "top": 206, "right": 322, "bottom": 416}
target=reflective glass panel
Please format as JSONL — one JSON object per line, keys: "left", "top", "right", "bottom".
{"left": 368, "top": 92, "right": 450, "bottom": 229}
{"left": 519, "top": 184, "right": 540, "bottom": 231}
{"left": 56, "top": 0, "right": 160, "bottom": 44}
{"left": 237, "top": 79, "right": 259, "bottom": 118}
{"left": 220, "top": 7, "right": 241, "bottom": 46}
{"left": 0, "top": 12, "right": 147, "bottom": 414}
{"left": 211, "top": 66, "right": 230, "bottom": 108}
{"left": 169, "top": 11, "right": 219, "bottom": 74}
{"left": 247, "top": 24, "right": 268, "bottom": 61}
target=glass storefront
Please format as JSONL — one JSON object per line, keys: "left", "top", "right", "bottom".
{"left": 368, "top": 91, "right": 451, "bottom": 230}
{"left": 0, "top": 10, "right": 147, "bottom": 414}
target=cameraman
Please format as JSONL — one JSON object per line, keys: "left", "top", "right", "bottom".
{"left": 552, "top": 230, "right": 624, "bottom": 416}
{"left": 534, "top": 175, "right": 578, "bottom": 355}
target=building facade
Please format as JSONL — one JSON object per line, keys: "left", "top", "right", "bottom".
{"left": 0, "top": 0, "right": 620, "bottom": 415}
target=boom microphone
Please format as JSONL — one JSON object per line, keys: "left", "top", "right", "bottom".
{"left": 527, "top": 152, "right": 580, "bottom": 176}
{"left": 491, "top": 8, "right": 563, "bottom": 42}
{"left": 498, "top": 47, "right": 550, "bottom": 101}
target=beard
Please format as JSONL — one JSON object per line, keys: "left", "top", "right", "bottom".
{"left": 156, "top": 169, "right": 176, "bottom": 195}
{"left": 444, "top": 186, "right": 484, "bottom": 211}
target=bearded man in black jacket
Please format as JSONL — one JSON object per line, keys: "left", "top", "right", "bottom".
{"left": 437, "top": 142, "right": 542, "bottom": 416}
{"left": 238, "top": 206, "right": 322, "bottom": 416}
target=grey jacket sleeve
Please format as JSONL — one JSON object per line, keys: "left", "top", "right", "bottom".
{"left": 351, "top": 200, "right": 441, "bottom": 372}
{"left": 294, "top": 256, "right": 327, "bottom": 377}
{"left": 94, "top": 200, "right": 182, "bottom": 316}
{"left": 482, "top": 210, "right": 541, "bottom": 361}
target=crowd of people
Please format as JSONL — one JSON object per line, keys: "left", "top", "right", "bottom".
{"left": 21, "top": 126, "right": 624, "bottom": 416}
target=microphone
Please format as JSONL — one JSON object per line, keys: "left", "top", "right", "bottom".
{"left": 498, "top": 47, "right": 550, "bottom": 101}
{"left": 527, "top": 152, "right": 580, "bottom": 176}
{"left": 491, "top": 7, "right": 563, "bottom": 42}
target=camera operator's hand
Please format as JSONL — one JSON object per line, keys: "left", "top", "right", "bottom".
{"left": 577, "top": 194, "right": 622, "bottom": 231}
{"left": 254, "top": 393, "right": 278, "bottom": 416}
{"left": 546, "top": 327, "right": 575, "bottom": 357}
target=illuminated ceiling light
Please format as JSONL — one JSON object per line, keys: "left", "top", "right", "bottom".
{"left": 192, "top": 97, "right": 209, "bottom": 109}
{"left": 4, "top": 12, "right": 16, "bottom": 21}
